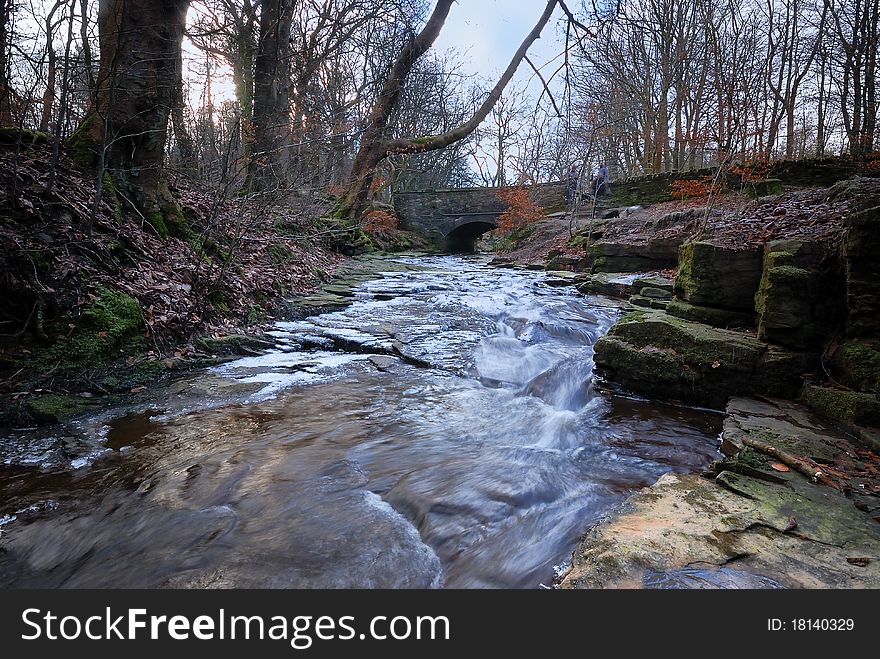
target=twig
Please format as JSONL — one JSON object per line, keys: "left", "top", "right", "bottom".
{"left": 741, "top": 435, "right": 837, "bottom": 489}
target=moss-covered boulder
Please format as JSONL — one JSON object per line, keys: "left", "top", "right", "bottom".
{"left": 50, "top": 288, "right": 144, "bottom": 365}
{"left": 25, "top": 394, "right": 93, "bottom": 424}
{"left": 675, "top": 241, "right": 763, "bottom": 311}
{"left": 594, "top": 310, "right": 812, "bottom": 408}
{"left": 755, "top": 240, "right": 841, "bottom": 349}
{"left": 843, "top": 206, "right": 880, "bottom": 337}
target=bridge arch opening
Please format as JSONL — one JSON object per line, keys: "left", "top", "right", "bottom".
{"left": 444, "top": 221, "right": 497, "bottom": 253}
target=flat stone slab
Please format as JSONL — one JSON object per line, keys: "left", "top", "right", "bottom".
{"left": 560, "top": 397, "right": 880, "bottom": 589}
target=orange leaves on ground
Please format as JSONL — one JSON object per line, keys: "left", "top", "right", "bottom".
{"left": 866, "top": 152, "right": 880, "bottom": 170}
{"left": 670, "top": 176, "right": 715, "bottom": 200}
{"left": 496, "top": 186, "right": 543, "bottom": 232}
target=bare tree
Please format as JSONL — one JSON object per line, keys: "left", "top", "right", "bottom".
{"left": 337, "top": 0, "right": 559, "bottom": 219}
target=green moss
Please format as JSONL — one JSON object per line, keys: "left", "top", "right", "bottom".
{"left": 801, "top": 384, "right": 880, "bottom": 428}
{"left": 148, "top": 211, "right": 170, "bottom": 239}
{"left": 736, "top": 447, "right": 772, "bottom": 470}
{"left": 66, "top": 117, "right": 98, "bottom": 168}
{"left": 674, "top": 241, "right": 697, "bottom": 300}
{"left": 49, "top": 288, "right": 144, "bottom": 365}
{"left": 25, "top": 394, "right": 92, "bottom": 424}
{"left": 836, "top": 340, "right": 880, "bottom": 392}
{"left": 101, "top": 171, "right": 123, "bottom": 221}
{"left": 269, "top": 243, "right": 294, "bottom": 264}
{"left": 767, "top": 265, "right": 810, "bottom": 284}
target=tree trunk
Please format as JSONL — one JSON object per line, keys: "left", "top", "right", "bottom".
{"left": 0, "top": 0, "right": 12, "bottom": 125}
{"left": 88, "top": 0, "right": 190, "bottom": 224}
{"left": 249, "top": 0, "right": 294, "bottom": 191}
{"left": 338, "top": 0, "right": 558, "bottom": 219}
{"left": 170, "top": 44, "right": 197, "bottom": 176}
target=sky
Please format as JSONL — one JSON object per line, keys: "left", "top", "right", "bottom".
{"left": 433, "top": 1, "right": 566, "bottom": 86}
{"left": 182, "top": 1, "right": 567, "bottom": 107}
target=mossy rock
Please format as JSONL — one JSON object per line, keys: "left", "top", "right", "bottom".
{"left": 594, "top": 310, "right": 808, "bottom": 407}
{"left": 639, "top": 286, "right": 672, "bottom": 300}
{"left": 49, "top": 288, "right": 144, "bottom": 366}
{"left": 755, "top": 240, "right": 841, "bottom": 349}
{"left": 843, "top": 206, "right": 880, "bottom": 337}
{"left": 25, "top": 394, "right": 93, "bottom": 424}
{"left": 801, "top": 383, "right": 880, "bottom": 429}
{"left": 66, "top": 117, "right": 98, "bottom": 168}
{"left": 675, "top": 241, "right": 763, "bottom": 311}
{"left": 0, "top": 127, "right": 50, "bottom": 147}
{"left": 629, "top": 295, "right": 653, "bottom": 308}
{"left": 833, "top": 339, "right": 880, "bottom": 393}
{"left": 666, "top": 298, "right": 754, "bottom": 329}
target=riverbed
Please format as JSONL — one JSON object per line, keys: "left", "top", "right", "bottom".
{"left": 0, "top": 255, "right": 722, "bottom": 588}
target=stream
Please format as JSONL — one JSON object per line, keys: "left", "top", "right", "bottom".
{"left": 0, "top": 255, "right": 722, "bottom": 588}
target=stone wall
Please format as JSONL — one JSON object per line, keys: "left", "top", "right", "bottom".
{"left": 392, "top": 182, "right": 566, "bottom": 241}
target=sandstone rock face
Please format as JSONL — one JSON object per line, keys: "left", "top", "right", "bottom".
{"left": 755, "top": 240, "right": 841, "bottom": 349}
{"left": 588, "top": 239, "right": 681, "bottom": 273}
{"left": 560, "top": 397, "right": 880, "bottom": 589}
{"left": 675, "top": 241, "right": 764, "bottom": 312}
{"left": 843, "top": 206, "right": 880, "bottom": 338}
{"left": 593, "top": 310, "right": 812, "bottom": 408}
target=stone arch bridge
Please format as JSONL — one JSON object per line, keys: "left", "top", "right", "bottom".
{"left": 392, "top": 183, "right": 566, "bottom": 251}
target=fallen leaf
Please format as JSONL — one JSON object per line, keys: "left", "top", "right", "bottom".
{"left": 770, "top": 462, "right": 790, "bottom": 472}
{"left": 783, "top": 516, "right": 798, "bottom": 532}
{"left": 711, "top": 360, "right": 721, "bottom": 369}
{"left": 847, "top": 557, "right": 870, "bottom": 567}
{"left": 130, "top": 386, "right": 146, "bottom": 393}
{"left": 164, "top": 359, "right": 174, "bottom": 369}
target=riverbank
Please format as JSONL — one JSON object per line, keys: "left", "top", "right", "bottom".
{"left": 0, "top": 135, "right": 436, "bottom": 428}
{"left": 495, "top": 175, "right": 880, "bottom": 588}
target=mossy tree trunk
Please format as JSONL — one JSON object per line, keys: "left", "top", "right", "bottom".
{"left": 87, "top": 0, "right": 190, "bottom": 225}
{"left": 336, "top": 0, "right": 558, "bottom": 221}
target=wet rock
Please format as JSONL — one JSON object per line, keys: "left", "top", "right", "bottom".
{"left": 675, "top": 241, "right": 764, "bottom": 311}
{"left": 196, "top": 334, "right": 274, "bottom": 356}
{"left": 575, "top": 272, "right": 641, "bottom": 299}
{"left": 594, "top": 310, "right": 811, "bottom": 408}
{"left": 560, "top": 466, "right": 880, "bottom": 589}
{"left": 639, "top": 286, "right": 672, "bottom": 300}
{"left": 25, "top": 394, "right": 94, "bottom": 424}
{"left": 545, "top": 255, "right": 587, "bottom": 272}
{"left": 628, "top": 295, "right": 653, "bottom": 308}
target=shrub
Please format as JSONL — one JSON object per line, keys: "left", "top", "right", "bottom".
{"left": 496, "top": 186, "right": 543, "bottom": 232}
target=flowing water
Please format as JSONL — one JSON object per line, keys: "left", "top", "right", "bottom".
{"left": 0, "top": 255, "right": 722, "bottom": 588}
